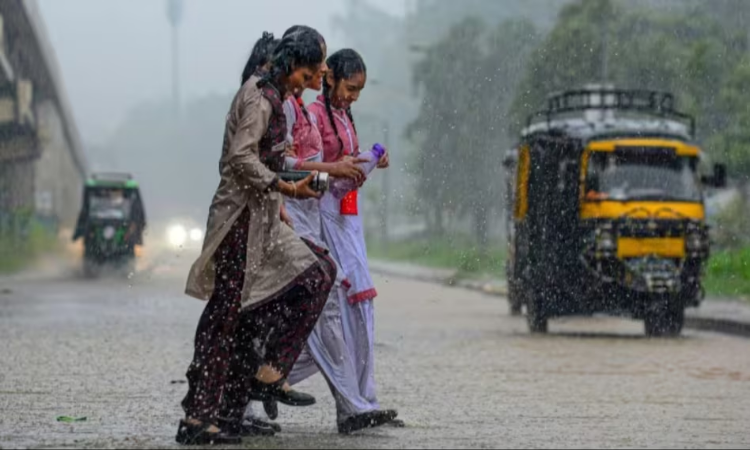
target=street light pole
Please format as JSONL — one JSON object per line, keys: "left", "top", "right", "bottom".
{"left": 166, "top": 0, "right": 184, "bottom": 120}
{"left": 601, "top": 16, "right": 608, "bottom": 82}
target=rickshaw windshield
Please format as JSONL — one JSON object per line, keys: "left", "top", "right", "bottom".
{"left": 585, "top": 149, "right": 700, "bottom": 202}
{"left": 88, "top": 189, "right": 133, "bottom": 220}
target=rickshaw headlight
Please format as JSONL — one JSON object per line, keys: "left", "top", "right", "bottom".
{"left": 103, "top": 226, "right": 115, "bottom": 240}
{"left": 686, "top": 232, "right": 704, "bottom": 252}
{"left": 598, "top": 231, "right": 616, "bottom": 251}
{"left": 596, "top": 224, "right": 617, "bottom": 252}
{"left": 685, "top": 223, "right": 707, "bottom": 253}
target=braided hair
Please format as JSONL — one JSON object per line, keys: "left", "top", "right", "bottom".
{"left": 294, "top": 93, "right": 312, "bottom": 123}
{"left": 323, "top": 49, "right": 366, "bottom": 158}
{"left": 258, "top": 28, "right": 324, "bottom": 92}
{"left": 241, "top": 32, "right": 279, "bottom": 86}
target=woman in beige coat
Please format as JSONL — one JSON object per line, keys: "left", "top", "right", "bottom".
{"left": 177, "top": 29, "right": 336, "bottom": 446}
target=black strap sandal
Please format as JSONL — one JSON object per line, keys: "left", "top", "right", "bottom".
{"left": 337, "top": 410, "right": 399, "bottom": 435}
{"left": 387, "top": 418, "right": 406, "bottom": 428}
{"left": 248, "top": 378, "right": 316, "bottom": 407}
{"left": 246, "top": 417, "right": 281, "bottom": 434}
{"left": 263, "top": 399, "right": 279, "bottom": 421}
{"left": 217, "top": 416, "right": 276, "bottom": 438}
{"left": 175, "top": 420, "right": 242, "bottom": 446}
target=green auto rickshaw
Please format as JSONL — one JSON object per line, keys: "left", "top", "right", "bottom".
{"left": 72, "top": 173, "right": 146, "bottom": 277}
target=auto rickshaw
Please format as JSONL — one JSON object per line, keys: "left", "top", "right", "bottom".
{"left": 72, "top": 173, "right": 146, "bottom": 277}
{"left": 503, "top": 87, "right": 726, "bottom": 336}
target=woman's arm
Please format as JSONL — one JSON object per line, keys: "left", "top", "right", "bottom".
{"left": 295, "top": 159, "right": 366, "bottom": 181}
{"left": 226, "top": 89, "right": 318, "bottom": 199}
{"left": 226, "top": 90, "right": 279, "bottom": 193}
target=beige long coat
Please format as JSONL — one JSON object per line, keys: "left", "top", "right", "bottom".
{"left": 185, "top": 77, "right": 318, "bottom": 310}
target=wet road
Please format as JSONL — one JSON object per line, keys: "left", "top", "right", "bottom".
{"left": 1, "top": 260, "right": 749, "bottom": 449}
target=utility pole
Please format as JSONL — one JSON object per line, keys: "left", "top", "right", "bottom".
{"left": 166, "top": 0, "right": 184, "bottom": 120}
{"left": 600, "top": 2, "right": 610, "bottom": 83}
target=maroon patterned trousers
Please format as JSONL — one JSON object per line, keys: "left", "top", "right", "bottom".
{"left": 181, "top": 208, "right": 336, "bottom": 423}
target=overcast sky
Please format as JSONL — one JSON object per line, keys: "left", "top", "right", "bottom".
{"left": 37, "top": 0, "right": 406, "bottom": 145}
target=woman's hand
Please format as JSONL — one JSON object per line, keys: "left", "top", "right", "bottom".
{"left": 280, "top": 203, "right": 293, "bottom": 228}
{"left": 329, "top": 158, "right": 368, "bottom": 181}
{"left": 285, "top": 143, "right": 299, "bottom": 157}
{"left": 278, "top": 172, "right": 322, "bottom": 200}
{"left": 377, "top": 150, "right": 390, "bottom": 169}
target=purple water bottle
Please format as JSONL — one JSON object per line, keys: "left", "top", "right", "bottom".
{"left": 329, "top": 143, "right": 387, "bottom": 199}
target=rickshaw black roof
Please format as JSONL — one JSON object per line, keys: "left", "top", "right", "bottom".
{"left": 86, "top": 172, "right": 139, "bottom": 189}
{"left": 507, "top": 122, "right": 696, "bottom": 167}
{"left": 521, "top": 87, "right": 696, "bottom": 143}
{"left": 521, "top": 116, "right": 694, "bottom": 143}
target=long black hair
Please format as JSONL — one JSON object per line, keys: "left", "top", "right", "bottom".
{"left": 323, "top": 49, "right": 367, "bottom": 157}
{"left": 282, "top": 26, "right": 326, "bottom": 121}
{"left": 283, "top": 25, "right": 326, "bottom": 46}
{"left": 241, "top": 32, "right": 279, "bottom": 86}
{"left": 259, "top": 27, "right": 324, "bottom": 93}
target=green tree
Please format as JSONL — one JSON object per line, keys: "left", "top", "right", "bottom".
{"left": 407, "top": 18, "right": 486, "bottom": 236}
{"left": 509, "top": 0, "right": 750, "bottom": 159}
{"left": 408, "top": 17, "right": 540, "bottom": 252}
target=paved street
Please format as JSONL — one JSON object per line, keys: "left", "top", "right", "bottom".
{"left": 1, "top": 256, "right": 749, "bottom": 449}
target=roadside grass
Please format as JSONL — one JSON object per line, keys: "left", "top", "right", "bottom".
{"left": 367, "top": 234, "right": 505, "bottom": 278}
{"left": 0, "top": 221, "right": 59, "bottom": 274}
{"left": 704, "top": 247, "right": 750, "bottom": 298}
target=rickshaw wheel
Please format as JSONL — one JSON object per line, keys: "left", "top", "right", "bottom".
{"left": 645, "top": 307, "right": 684, "bottom": 338}
{"left": 526, "top": 294, "right": 548, "bottom": 334}
{"left": 508, "top": 282, "right": 524, "bottom": 316}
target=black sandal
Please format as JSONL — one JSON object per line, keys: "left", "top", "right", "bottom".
{"left": 263, "top": 399, "right": 279, "bottom": 420}
{"left": 246, "top": 417, "right": 281, "bottom": 434}
{"left": 338, "top": 410, "right": 399, "bottom": 435}
{"left": 217, "top": 416, "right": 276, "bottom": 438}
{"left": 248, "top": 378, "right": 316, "bottom": 407}
{"left": 387, "top": 418, "right": 406, "bottom": 428}
{"left": 175, "top": 420, "right": 242, "bottom": 446}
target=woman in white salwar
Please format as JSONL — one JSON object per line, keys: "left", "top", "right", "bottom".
{"left": 243, "top": 27, "right": 398, "bottom": 435}
{"left": 307, "top": 48, "right": 403, "bottom": 428}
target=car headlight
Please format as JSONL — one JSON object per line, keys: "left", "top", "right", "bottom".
{"left": 190, "top": 228, "right": 204, "bottom": 242}
{"left": 168, "top": 225, "right": 187, "bottom": 247}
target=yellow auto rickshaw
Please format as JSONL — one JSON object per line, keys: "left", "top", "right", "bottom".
{"left": 504, "top": 87, "right": 726, "bottom": 336}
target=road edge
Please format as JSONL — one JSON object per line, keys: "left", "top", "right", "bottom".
{"left": 369, "top": 260, "right": 750, "bottom": 339}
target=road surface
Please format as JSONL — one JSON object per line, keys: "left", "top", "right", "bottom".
{"left": 1, "top": 255, "right": 749, "bottom": 449}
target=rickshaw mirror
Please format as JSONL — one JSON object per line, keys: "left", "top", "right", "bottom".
{"left": 713, "top": 163, "right": 727, "bottom": 188}
{"left": 701, "top": 163, "right": 727, "bottom": 188}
